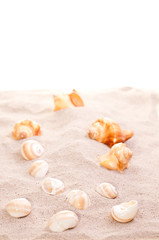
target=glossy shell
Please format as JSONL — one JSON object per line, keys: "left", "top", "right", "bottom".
{"left": 29, "top": 160, "right": 49, "bottom": 178}
{"left": 96, "top": 183, "right": 117, "bottom": 199}
{"left": 66, "top": 190, "right": 90, "bottom": 210}
{"left": 41, "top": 177, "right": 64, "bottom": 195}
{"left": 6, "top": 198, "right": 31, "bottom": 218}
{"left": 48, "top": 210, "right": 79, "bottom": 232}
{"left": 111, "top": 200, "right": 138, "bottom": 223}
{"left": 21, "top": 140, "right": 44, "bottom": 160}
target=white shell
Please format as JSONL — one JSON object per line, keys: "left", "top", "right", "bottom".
{"left": 41, "top": 177, "right": 64, "bottom": 195}
{"left": 6, "top": 198, "right": 32, "bottom": 218}
{"left": 111, "top": 200, "right": 138, "bottom": 223}
{"left": 48, "top": 210, "right": 79, "bottom": 232}
{"left": 29, "top": 160, "right": 49, "bottom": 178}
{"left": 96, "top": 183, "right": 117, "bottom": 199}
{"left": 21, "top": 140, "right": 44, "bottom": 161}
{"left": 66, "top": 190, "right": 90, "bottom": 210}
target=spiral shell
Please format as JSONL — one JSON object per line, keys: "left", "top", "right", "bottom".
{"left": 6, "top": 198, "right": 31, "bottom": 218}
{"left": 96, "top": 183, "right": 117, "bottom": 199}
{"left": 48, "top": 210, "right": 79, "bottom": 232}
{"left": 12, "top": 120, "right": 41, "bottom": 140}
{"left": 88, "top": 118, "right": 133, "bottom": 147}
{"left": 29, "top": 160, "right": 49, "bottom": 178}
{"left": 21, "top": 140, "right": 44, "bottom": 161}
{"left": 99, "top": 143, "right": 133, "bottom": 172}
{"left": 111, "top": 200, "right": 138, "bottom": 223}
{"left": 41, "top": 177, "right": 64, "bottom": 195}
{"left": 66, "top": 190, "right": 90, "bottom": 210}
{"left": 53, "top": 89, "right": 84, "bottom": 111}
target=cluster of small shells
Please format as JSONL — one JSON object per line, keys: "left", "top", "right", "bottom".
{"left": 6, "top": 94, "right": 138, "bottom": 234}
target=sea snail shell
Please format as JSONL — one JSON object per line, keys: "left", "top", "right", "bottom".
{"left": 53, "top": 89, "right": 84, "bottom": 111}
{"left": 41, "top": 177, "right": 64, "bottom": 195}
{"left": 88, "top": 118, "right": 133, "bottom": 147}
{"left": 12, "top": 120, "right": 41, "bottom": 140}
{"left": 21, "top": 140, "right": 44, "bottom": 161}
{"left": 99, "top": 143, "right": 133, "bottom": 172}
{"left": 6, "top": 198, "right": 32, "bottom": 218}
{"left": 66, "top": 190, "right": 90, "bottom": 210}
{"left": 111, "top": 200, "right": 138, "bottom": 223}
{"left": 48, "top": 210, "right": 79, "bottom": 232}
{"left": 96, "top": 183, "right": 117, "bottom": 199}
{"left": 29, "top": 160, "right": 49, "bottom": 178}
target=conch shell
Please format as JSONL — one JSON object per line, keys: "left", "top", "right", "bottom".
{"left": 88, "top": 118, "right": 133, "bottom": 147}
{"left": 6, "top": 198, "right": 32, "bottom": 218}
{"left": 111, "top": 200, "right": 138, "bottom": 223}
{"left": 53, "top": 89, "right": 84, "bottom": 111}
{"left": 66, "top": 190, "right": 90, "bottom": 210}
{"left": 41, "top": 177, "right": 64, "bottom": 195}
{"left": 29, "top": 160, "right": 49, "bottom": 178}
{"left": 48, "top": 210, "right": 79, "bottom": 232}
{"left": 21, "top": 140, "right": 44, "bottom": 160}
{"left": 12, "top": 120, "right": 41, "bottom": 140}
{"left": 99, "top": 143, "right": 133, "bottom": 172}
{"left": 96, "top": 183, "right": 117, "bottom": 199}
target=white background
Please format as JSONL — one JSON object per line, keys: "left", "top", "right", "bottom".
{"left": 0, "top": 0, "right": 159, "bottom": 91}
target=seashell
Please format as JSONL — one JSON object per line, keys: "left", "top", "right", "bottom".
{"left": 21, "top": 140, "right": 44, "bottom": 160}
{"left": 41, "top": 177, "right": 64, "bottom": 195}
{"left": 111, "top": 200, "right": 138, "bottom": 223}
{"left": 88, "top": 118, "right": 133, "bottom": 147}
{"left": 6, "top": 198, "right": 31, "bottom": 218}
{"left": 48, "top": 210, "right": 79, "bottom": 232}
{"left": 99, "top": 143, "right": 133, "bottom": 172}
{"left": 66, "top": 190, "right": 90, "bottom": 210}
{"left": 29, "top": 160, "right": 49, "bottom": 178}
{"left": 12, "top": 120, "right": 41, "bottom": 140}
{"left": 53, "top": 89, "right": 84, "bottom": 111}
{"left": 96, "top": 183, "right": 117, "bottom": 199}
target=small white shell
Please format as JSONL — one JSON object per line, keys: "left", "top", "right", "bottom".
{"left": 6, "top": 198, "right": 32, "bottom": 218}
{"left": 48, "top": 210, "right": 79, "bottom": 232}
{"left": 21, "top": 140, "right": 44, "bottom": 161}
{"left": 41, "top": 177, "right": 64, "bottom": 195}
{"left": 111, "top": 200, "right": 138, "bottom": 223}
{"left": 96, "top": 183, "right": 117, "bottom": 199}
{"left": 66, "top": 190, "right": 90, "bottom": 210}
{"left": 29, "top": 160, "right": 49, "bottom": 178}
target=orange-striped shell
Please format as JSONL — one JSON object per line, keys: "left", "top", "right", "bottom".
{"left": 66, "top": 190, "right": 90, "bottom": 210}
{"left": 21, "top": 140, "right": 44, "bottom": 160}
{"left": 6, "top": 198, "right": 31, "bottom": 218}
{"left": 96, "top": 183, "right": 117, "bottom": 199}
{"left": 12, "top": 120, "right": 41, "bottom": 140}
{"left": 48, "top": 210, "right": 79, "bottom": 232}
{"left": 29, "top": 160, "right": 49, "bottom": 178}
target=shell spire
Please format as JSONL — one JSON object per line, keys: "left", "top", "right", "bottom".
{"left": 88, "top": 118, "right": 133, "bottom": 147}
{"left": 12, "top": 120, "right": 41, "bottom": 140}
{"left": 99, "top": 143, "right": 133, "bottom": 172}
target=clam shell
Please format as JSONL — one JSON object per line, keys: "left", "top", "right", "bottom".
{"left": 48, "top": 210, "right": 79, "bottom": 232}
{"left": 111, "top": 200, "right": 138, "bottom": 223}
{"left": 6, "top": 198, "right": 31, "bottom": 218}
{"left": 29, "top": 160, "right": 49, "bottom": 178}
{"left": 21, "top": 140, "right": 44, "bottom": 161}
{"left": 96, "top": 183, "right": 117, "bottom": 199}
{"left": 66, "top": 190, "right": 90, "bottom": 210}
{"left": 41, "top": 177, "right": 64, "bottom": 195}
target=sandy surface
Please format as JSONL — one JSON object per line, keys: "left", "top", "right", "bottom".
{"left": 0, "top": 88, "right": 159, "bottom": 240}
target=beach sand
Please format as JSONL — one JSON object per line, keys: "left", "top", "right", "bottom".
{"left": 0, "top": 88, "right": 159, "bottom": 240}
